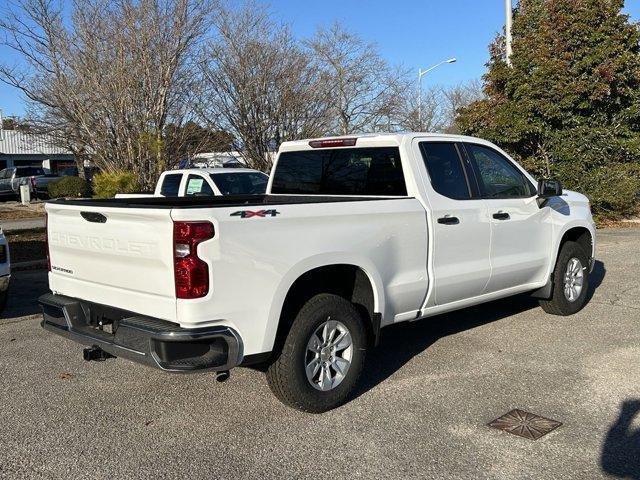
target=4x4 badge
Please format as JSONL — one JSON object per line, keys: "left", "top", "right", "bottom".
{"left": 230, "top": 209, "right": 280, "bottom": 218}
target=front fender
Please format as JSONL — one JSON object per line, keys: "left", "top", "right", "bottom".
{"left": 551, "top": 220, "right": 596, "bottom": 275}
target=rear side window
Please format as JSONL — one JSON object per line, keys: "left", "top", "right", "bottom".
{"left": 271, "top": 147, "right": 407, "bottom": 196}
{"left": 185, "top": 175, "right": 214, "bottom": 196}
{"left": 419, "top": 142, "right": 471, "bottom": 200}
{"left": 160, "top": 174, "right": 182, "bottom": 196}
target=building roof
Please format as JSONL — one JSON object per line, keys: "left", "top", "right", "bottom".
{"left": 0, "top": 130, "right": 73, "bottom": 156}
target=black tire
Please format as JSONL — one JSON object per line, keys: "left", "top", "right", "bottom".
{"left": 539, "top": 240, "right": 590, "bottom": 315}
{"left": 266, "top": 293, "right": 367, "bottom": 413}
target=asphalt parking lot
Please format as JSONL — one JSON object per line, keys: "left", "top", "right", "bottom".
{"left": 1, "top": 228, "right": 639, "bottom": 479}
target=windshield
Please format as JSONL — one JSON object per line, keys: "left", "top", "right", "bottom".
{"left": 210, "top": 172, "right": 268, "bottom": 195}
{"left": 15, "top": 167, "right": 45, "bottom": 177}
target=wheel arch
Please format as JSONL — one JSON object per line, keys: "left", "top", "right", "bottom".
{"left": 263, "top": 256, "right": 385, "bottom": 357}
{"left": 556, "top": 224, "right": 595, "bottom": 265}
{"left": 533, "top": 222, "right": 594, "bottom": 300}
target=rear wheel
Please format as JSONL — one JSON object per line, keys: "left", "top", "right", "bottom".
{"left": 539, "top": 241, "right": 590, "bottom": 315}
{"left": 266, "top": 294, "right": 367, "bottom": 413}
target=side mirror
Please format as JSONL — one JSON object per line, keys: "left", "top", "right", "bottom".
{"left": 537, "top": 178, "right": 562, "bottom": 207}
{"left": 537, "top": 178, "right": 562, "bottom": 197}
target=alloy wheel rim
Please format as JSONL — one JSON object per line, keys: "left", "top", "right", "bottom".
{"left": 305, "top": 318, "right": 353, "bottom": 391}
{"left": 563, "top": 257, "right": 584, "bottom": 302}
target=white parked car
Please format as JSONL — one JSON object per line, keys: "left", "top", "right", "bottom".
{"left": 115, "top": 168, "right": 268, "bottom": 199}
{"left": 40, "top": 133, "right": 596, "bottom": 412}
{"left": 0, "top": 227, "right": 10, "bottom": 314}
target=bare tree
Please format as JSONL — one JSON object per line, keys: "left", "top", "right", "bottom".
{"left": 0, "top": 0, "right": 214, "bottom": 188}
{"left": 394, "top": 80, "right": 484, "bottom": 133}
{"left": 442, "top": 79, "right": 484, "bottom": 133}
{"left": 395, "top": 85, "right": 447, "bottom": 132}
{"left": 306, "top": 23, "right": 404, "bottom": 135}
{"left": 195, "top": 3, "right": 330, "bottom": 172}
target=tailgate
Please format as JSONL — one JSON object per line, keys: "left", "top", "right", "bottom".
{"left": 46, "top": 203, "right": 177, "bottom": 321}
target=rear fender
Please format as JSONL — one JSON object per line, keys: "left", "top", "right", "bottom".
{"left": 261, "top": 253, "right": 385, "bottom": 353}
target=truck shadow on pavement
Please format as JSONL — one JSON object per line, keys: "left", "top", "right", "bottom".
{"left": 601, "top": 399, "right": 640, "bottom": 479}
{"left": 586, "top": 260, "right": 606, "bottom": 303}
{"left": 1, "top": 269, "right": 49, "bottom": 320}
{"left": 355, "top": 260, "right": 606, "bottom": 399}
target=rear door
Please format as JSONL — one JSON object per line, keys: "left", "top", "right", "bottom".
{"left": 416, "top": 141, "right": 491, "bottom": 306}
{"left": 463, "top": 142, "right": 552, "bottom": 292}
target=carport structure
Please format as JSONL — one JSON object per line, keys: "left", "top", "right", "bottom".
{"left": 0, "top": 129, "right": 75, "bottom": 173}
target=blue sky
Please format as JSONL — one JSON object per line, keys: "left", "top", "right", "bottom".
{"left": 1, "top": 0, "right": 639, "bottom": 118}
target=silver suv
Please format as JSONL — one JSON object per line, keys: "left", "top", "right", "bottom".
{"left": 0, "top": 166, "right": 45, "bottom": 196}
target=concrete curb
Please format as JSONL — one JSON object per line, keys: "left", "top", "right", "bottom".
{"left": 2, "top": 219, "right": 46, "bottom": 233}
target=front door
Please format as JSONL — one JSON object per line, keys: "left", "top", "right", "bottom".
{"left": 416, "top": 141, "right": 491, "bottom": 306}
{"left": 463, "top": 143, "right": 552, "bottom": 292}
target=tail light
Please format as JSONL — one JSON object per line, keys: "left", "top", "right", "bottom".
{"left": 45, "top": 211, "right": 51, "bottom": 271}
{"left": 173, "top": 221, "right": 214, "bottom": 299}
{"left": 30, "top": 176, "right": 36, "bottom": 189}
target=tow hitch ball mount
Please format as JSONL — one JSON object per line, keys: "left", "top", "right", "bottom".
{"left": 83, "top": 345, "right": 115, "bottom": 362}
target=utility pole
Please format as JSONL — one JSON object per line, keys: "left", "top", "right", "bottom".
{"left": 0, "top": 109, "right": 3, "bottom": 141}
{"left": 505, "top": 0, "right": 513, "bottom": 66}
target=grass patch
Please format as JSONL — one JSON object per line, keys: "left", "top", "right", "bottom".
{"left": 0, "top": 203, "right": 45, "bottom": 221}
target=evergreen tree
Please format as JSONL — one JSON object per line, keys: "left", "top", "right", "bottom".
{"left": 457, "top": 0, "right": 640, "bottom": 219}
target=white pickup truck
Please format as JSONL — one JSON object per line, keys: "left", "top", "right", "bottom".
{"left": 115, "top": 168, "right": 268, "bottom": 198}
{"left": 39, "top": 133, "right": 596, "bottom": 412}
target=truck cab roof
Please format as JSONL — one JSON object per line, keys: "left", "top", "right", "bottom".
{"left": 278, "top": 132, "right": 496, "bottom": 152}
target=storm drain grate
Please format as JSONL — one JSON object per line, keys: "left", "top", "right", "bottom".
{"left": 488, "top": 409, "right": 562, "bottom": 440}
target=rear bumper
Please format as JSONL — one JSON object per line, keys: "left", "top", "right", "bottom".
{"left": 38, "top": 293, "right": 243, "bottom": 372}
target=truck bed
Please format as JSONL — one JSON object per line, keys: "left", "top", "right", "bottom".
{"left": 47, "top": 194, "right": 404, "bottom": 209}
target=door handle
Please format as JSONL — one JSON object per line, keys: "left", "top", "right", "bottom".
{"left": 437, "top": 215, "right": 460, "bottom": 225}
{"left": 493, "top": 211, "right": 510, "bottom": 220}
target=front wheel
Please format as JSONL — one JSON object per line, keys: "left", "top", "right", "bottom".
{"left": 266, "top": 294, "right": 367, "bottom": 413}
{"left": 539, "top": 240, "right": 590, "bottom": 315}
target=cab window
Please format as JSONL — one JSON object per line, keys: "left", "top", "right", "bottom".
{"left": 159, "top": 174, "right": 182, "bottom": 197}
{"left": 419, "top": 142, "right": 471, "bottom": 200}
{"left": 185, "top": 175, "right": 214, "bottom": 196}
{"left": 210, "top": 172, "right": 268, "bottom": 195}
{"left": 465, "top": 144, "right": 535, "bottom": 198}
{"left": 271, "top": 147, "right": 406, "bottom": 196}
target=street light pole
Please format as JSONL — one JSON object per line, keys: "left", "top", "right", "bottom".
{"left": 418, "top": 58, "right": 457, "bottom": 130}
{"left": 505, "top": 0, "right": 513, "bottom": 66}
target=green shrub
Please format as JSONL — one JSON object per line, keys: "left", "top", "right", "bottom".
{"left": 48, "top": 176, "right": 90, "bottom": 198}
{"left": 93, "top": 171, "right": 141, "bottom": 199}
{"left": 456, "top": 0, "right": 640, "bottom": 221}
{"left": 563, "top": 162, "right": 640, "bottom": 222}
